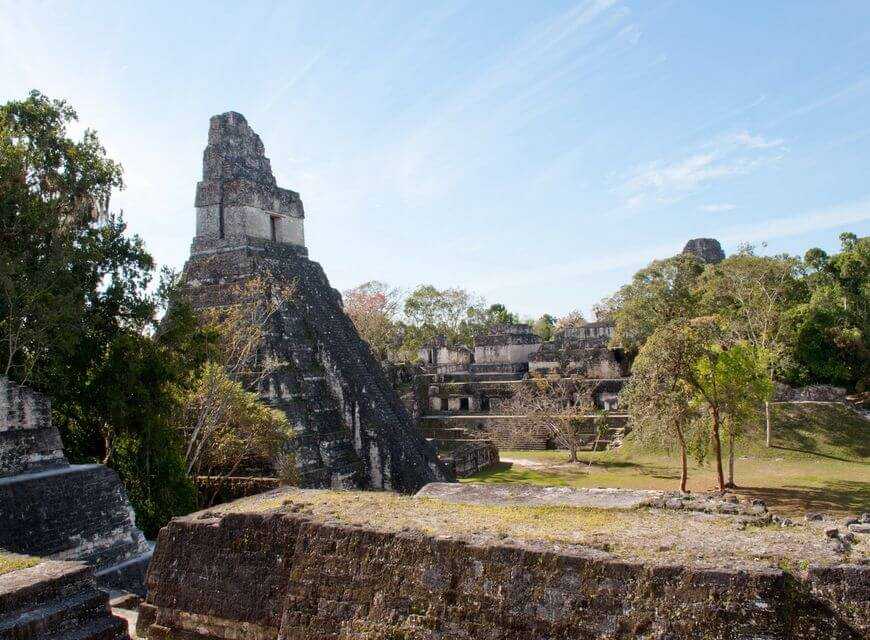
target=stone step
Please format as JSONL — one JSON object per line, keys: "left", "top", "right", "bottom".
{"left": 40, "top": 614, "right": 128, "bottom": 640}
{"left": 0, "top": 586, "right": 107, "bottom": 639}
{"left": 0, "top": 563, "right": 92, "bottom": 616}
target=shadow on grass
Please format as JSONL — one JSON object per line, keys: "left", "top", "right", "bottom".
{"left": 770, "top": 404, "right": 870, "bottom": 460}
{"left": 737, "top": 480, "right": 870, "bottom": 516}
{"left": 769, "top": 445, "right": 865, "bottom": 464}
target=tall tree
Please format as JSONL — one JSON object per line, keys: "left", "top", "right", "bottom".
{"left": 343, "top": 281, "right": 402, "bottom": 362}
{"left": 607, "top": 253, "right": 705, "bottom": 353}
{"left": 0, "top": 91, "right": 208, "bottom": 536}
{"left": 698, "top": 246, "right": 805, "bottom": 376}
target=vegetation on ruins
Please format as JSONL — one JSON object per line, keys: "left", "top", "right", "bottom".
{"left": 531, "top": 313, "right": 557, "bottom": 341}
{"left": 169, "top": 274, "right": 295, "bottom": 503}
{"left": 490, "top": 379, "right": 598, "bottom": 463}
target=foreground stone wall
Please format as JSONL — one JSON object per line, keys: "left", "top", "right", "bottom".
{"left": 137, "top": 500, "right": 867, "bottom": 640}
{"left": 0, "top": 560, "right": 129, "bottom": 640}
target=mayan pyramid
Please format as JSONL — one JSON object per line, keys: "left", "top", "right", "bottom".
{"left": 180, "top": 112, "right": 452, "bottom": 492}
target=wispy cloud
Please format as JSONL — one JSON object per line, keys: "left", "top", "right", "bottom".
{"left": 700, "top": 203, "right": 737, "bottom": 213}
{"left": 467, "top": 196, "right": 870, "bottom": 296}
{"left": 621, "top": 131, "right": 786, "bottom": 208}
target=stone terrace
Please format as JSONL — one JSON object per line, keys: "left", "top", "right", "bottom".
{"left": 137, "top": 487, "right": 868, "bottom": 639}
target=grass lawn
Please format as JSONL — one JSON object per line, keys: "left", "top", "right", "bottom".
{"left": 0, "top": 553, "right": 40, "bottom": 576}
{"left": 465, "top": 403, "right": 869, "bottom": 517}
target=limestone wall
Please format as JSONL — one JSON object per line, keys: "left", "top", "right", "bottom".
{"left": 137, "top": 504, "right": 867, "bottom": 640}
{"left": 0, "top": 378, "right": 67, "bottom": 477}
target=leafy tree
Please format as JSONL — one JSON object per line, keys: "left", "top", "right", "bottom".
{"left": 532, "top": 313, "right": 557, "bottom": 341}
{"left": 698, "top": 246, "right": 806, "bottom": 377}
{"left": 607, "top": 253, "right": 705, "bottom": 353}
{"left": 343, "top": 281, "right": 402, "bottom": 362}
{"left": 174, "top": 274, "right": 294, "bottom": 486}
{"left": 784, "top": 233, "right": 869, "bottom": 389}
{"left": 0, "top": 91, "right": 209, "bottom": 536}
{"left": 401, "top": 284, "right": 485, "bottom": 354}
{"left": 554, "top": 309, "right": 587, "bottom": 336}
{"left": 693, "top": 341, "right": 772, "bottom": 487}
{"left": 622, "top": 328, "right": 701, "bottom": 492}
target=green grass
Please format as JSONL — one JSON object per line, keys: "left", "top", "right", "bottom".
{"left": 0, "top": 553, "right": 40, "bottom": 576}
{"left": 465, "top": 403, "right": 869, "bottom": 517}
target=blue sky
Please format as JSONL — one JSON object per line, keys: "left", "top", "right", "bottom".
{"left": 2, "top": 1, "right": 869, "bottom": 318}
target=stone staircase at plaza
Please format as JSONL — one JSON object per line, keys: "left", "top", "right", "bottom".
{"left": 0, "top": 561, "right": 128, "bottom": 640}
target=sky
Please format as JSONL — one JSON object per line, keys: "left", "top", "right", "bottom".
{"left": 2, "top": 1, "right": 870, "bottom": 318}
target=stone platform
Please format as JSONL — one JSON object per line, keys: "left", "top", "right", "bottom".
{"left": 0, "top": 560, "right": 129, "bottom": 640}
{"left": 136, "top": 488, "right": 868, "bottom": 639}
{"left": 0, "top": 378, "right": 151, "bottom": 595}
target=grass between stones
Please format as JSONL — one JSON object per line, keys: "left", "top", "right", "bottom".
{"left": 214, "top": 487, "right": 867, "bottom": 573}
{"left": 0, "top": 553, "right": 40, "bottom": 576}
{"left": 468, "top": 403, "right": 869, "bottom": 517}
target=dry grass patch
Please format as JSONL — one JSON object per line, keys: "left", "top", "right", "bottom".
{"left": 209, "top": 487, "right": 866, "bottom": 573}
{"left": 0, "top": 553, "right": 40, "bottom": 576}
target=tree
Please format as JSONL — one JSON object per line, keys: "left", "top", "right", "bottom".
{"left": 784, "top": 233, "right": 869, "bottom": 389}
{"left": 608, "top": 253, "right": 705, "bottom": 353}
{"left": 343, "top": 281, "right": 402, "bottom": 362}
{"left": 489, "top": 379, "right": 596, "bottom": 463}
{"left": 532, "top": 314, "right": 557, "bottom": 341}
{"left": 0, "top": 92, "right": 207, "bottom": 537}
{"left": 554, "top": 309, "right": 586, "bottom": 336}
{"left": 173, "top": 274, "right": 294, "bottom": 485}
{"left": 622, "top": 328, "right": 701, "bottom": 492}
{"left": 401, "top": 284, "right": 485, "bottom": 354}
{"left": 698, "top": 246, "right": 805, "bottom": 376}
{"left": 693, "top": 340, "right": 772, "bottom": 487}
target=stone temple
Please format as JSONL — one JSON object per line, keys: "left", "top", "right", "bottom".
{"left": 181, "top": 112, "right": 451, "bottom": 492}
{"left": 0, "top": 377, "right": 151, "bottom": 594}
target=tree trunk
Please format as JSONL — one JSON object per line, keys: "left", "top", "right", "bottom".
{"left": 676, "top": 426, "right": 688, "bottom": 494}
{"left": 711, "top": 409, "right": 726, "bottom": 493}
{"left": 726, "top": 429, "right": 736, "bottom": 488}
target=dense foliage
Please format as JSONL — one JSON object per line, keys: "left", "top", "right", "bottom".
{"left": 0, "top": 92, "right": 214, "bottom": 536}
{"left": 608, "top": 236, "right": 868, "bottom": 391}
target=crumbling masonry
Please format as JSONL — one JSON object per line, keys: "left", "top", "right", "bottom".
{"left": 181, "top": 112, "right": 452, "bottom": 492}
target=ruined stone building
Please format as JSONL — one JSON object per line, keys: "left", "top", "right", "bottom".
{"left": 417, "top": 323, "right": 629, "bottom": 455}
{"left": 180, "top": 112, "right": 451, "bottom": 492}
{"left": 0, "top": 377, "right": 151, "bottom": 595}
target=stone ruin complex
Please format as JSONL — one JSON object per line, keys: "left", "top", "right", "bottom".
{"left": 418, "top": 323, "right": 629, "bottom": 458}
{"left": 0, "top": 377, "right": 151, "bottom": 595}
{"left": 180, "top": 112, "right": 451, "bottom": 492}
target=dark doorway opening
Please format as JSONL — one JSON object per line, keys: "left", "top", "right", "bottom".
{"left": 270, "top": 216, "right": 278, "bottom": 242}
{"left": 459, "top": 397, "right": 470, "bottom": 411}
{"left": 440, "top": 398, "right": 448, "bottom": 411}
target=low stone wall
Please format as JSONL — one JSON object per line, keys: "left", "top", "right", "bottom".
{"left": 439, "top": 441, "right": 499, "bottom": 478}
{"left": 138, "top": 497, "right": 867, "bottom": 639}
{"left": 0, "top": 560, "right": 129, "bottom": 640}
{"left": 774, "top": 383, "right": 848, "bottom": 402}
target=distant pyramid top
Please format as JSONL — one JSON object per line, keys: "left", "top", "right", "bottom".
{"left": 193, "top": 112, "right": 305, "bottom": 251}
{"left": 683, "top": 238, "right": 725, "bottom": 264}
